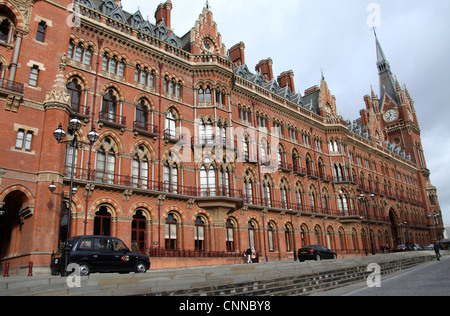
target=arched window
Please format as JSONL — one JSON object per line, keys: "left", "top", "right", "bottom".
{"left": 218, "top": 160, "right": 230, "bottom": 197}
{"left": 96, "top": 137, "right": 116, "bottom": 184}
{"left": 226, "top": 219, "right": 235, "bottom": 252}
{"left": 165, "top": 213, "right": 177, "bottom": 250}
{"left": 280, "top": 179, "right": 289, "bottom": 209}
{"left": 67, "top": 79, "right": 82, "bottom": 113}
{"left": 165, "top": 109, "right": 177, "bottom": 139}
{"left": 194, "top": 216, "right": 205, "bottom": 251}
{"left": 131, "top": 153, "right": 149, "bottom": 189}
{"left": 339, "top": 227, "right": 347, "bottom": 252}
{"left": 263, "top": 175, "right": 272, "bottom": 207}
{"left": 0, "top": 18, "right": 13, "bottom": 44}
{"left": 200, "top": 163, "right": 216, "bottom": 197}
{"left": 285, "top": 223, "right": 293, "bottom": 252}
{"left": 267, "top": 222, "right": 276, "bottom": 252}
{"left": 248, "top": 221, "right": 256, "bottom": 249}
{"left": 101, "top": 90, "right": 117, "bottom": 122}
{"left": 132, "top": 210, "right": 146, "bottom": 253}
{"left": 243, "top": 171, "right": 254, "bottom": 204}
{"left": 163, "top": 151, "right": 178, "bottom": 193}
{"left": 205, "top": 86, "right": 212, "bottom": 103}
{"left": 338, "top": 189, "right": 349, "bottom": 215}
{"left": 295, "top": 186, "right": 304, "bottom": 211}
{"left": 94, "top": 207, "right": 111, "bottom": 236}
{"left": 135, "top": 99, "right": 149, "bottom": 129}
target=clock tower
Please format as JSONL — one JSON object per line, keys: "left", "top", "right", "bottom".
{"left": 371, "top": 31, "right": 422, "bottom": 168}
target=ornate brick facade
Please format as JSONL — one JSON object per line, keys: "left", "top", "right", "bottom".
{"left": 0, "top": 0, "right": 443, "bottom": 274}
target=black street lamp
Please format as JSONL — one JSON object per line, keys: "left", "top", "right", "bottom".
{"left": 359, "top": 193, "right": 376, "bottom": 255}
{"left": 51, "top": 116, "right": 99, "bottom": 276}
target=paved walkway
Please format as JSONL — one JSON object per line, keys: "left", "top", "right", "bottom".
{"left": 0, "top": 251, "right": 445, "bottom": 296}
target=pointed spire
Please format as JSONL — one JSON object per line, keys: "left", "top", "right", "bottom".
{"left": 375, "top": 29, "right": 390, "bottom": 74}
{"left": 374, "top": 31, "right": 398, "bottom": 105}
{"left": 45, "top": 54, "right": 70, "bottom": 105}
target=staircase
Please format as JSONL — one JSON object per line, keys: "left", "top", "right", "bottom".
{"left": 0, "top": 252, "right": 439, "bottom": 296}
{"left": 144, "top": 254, "right": 436, "bottom": 296}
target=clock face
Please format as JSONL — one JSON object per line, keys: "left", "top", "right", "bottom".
{"left": 384, "top": 109, "right": 398, "bottom": 122}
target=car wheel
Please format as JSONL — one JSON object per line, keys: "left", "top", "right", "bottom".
{"left": 135, "top": 261, "right": 147, "bottom": 274}
{"left": 333, "top": 254, "right": 337, "bottom": 259}
{"left": 315, "top": 254, "right": 321, "bottom": 261}
{"left": 78, "top": 263, "right": 90, "bottom": 276}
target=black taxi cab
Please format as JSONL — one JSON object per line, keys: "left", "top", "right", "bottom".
{"left": 51, "top": 235, "right": 150, "bottom": 276}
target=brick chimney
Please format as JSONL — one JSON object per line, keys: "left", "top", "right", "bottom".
{"left": 155, "top": 1, "right": 173, "bottom": 29}
{"left": 277, "top": 70, "right": 295, "bottom": 94}
{"left": 255, "top": 58, "right": 273, "bottom": 81}
{"left": 228, "top": 42, "right": 246, "bottom": 66}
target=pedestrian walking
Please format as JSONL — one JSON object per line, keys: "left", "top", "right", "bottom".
{"left": 245, "top": 247, "right": 252, "bottom": 264}
{"left": 434, "top": 243, "right": 441, "bottom": 261}
{"left": 251, "top": 247, "right": 256, "bottom": 263}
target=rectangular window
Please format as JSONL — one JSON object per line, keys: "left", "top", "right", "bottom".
{"left": 28, "top": 66, "right": 39, "bottom": 86}
{"left": 36, "top": 21, "right": 46, "bottom": 42}
{"left": 15, "top": 129, "right": 33, "bottom": 151}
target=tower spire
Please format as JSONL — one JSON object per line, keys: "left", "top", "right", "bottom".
{"left": 374, "top": 31, "right": 398, "bottom": 105}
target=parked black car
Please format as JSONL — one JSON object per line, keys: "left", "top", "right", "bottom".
{"left": 298, "top": 245, "right": 337, "bottom": 262}
{"left": 51, "top": 235, "right": 150, "bottom": 276}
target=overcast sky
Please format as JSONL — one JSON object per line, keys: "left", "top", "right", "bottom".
{"left": 121, "top": 0, "right": 450, "bottom": 226}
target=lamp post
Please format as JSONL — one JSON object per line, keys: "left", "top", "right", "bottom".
{"left": 52, "top": 116, "right": 99, "bottom": 275}
{"left": 427, "top": 212, "right": 440, "bottom": 242}
{"left": 359, "top": 193, "right": 376, "bottom": 255}
{"left": 289, "top": 209, "right": 297, "bottom": 261}
{"left": 403, "top": 221, "right": 409, "bottom": 246}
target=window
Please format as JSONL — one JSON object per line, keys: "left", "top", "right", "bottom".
{"left": 94, "top": 207, "right": 111, "bottom": 236}
{"left": 226, "top": 219, "right": 235, "bottom": 252}
{"left": 248, "top": 221, "right": 256, "bottom": 249}
{"left": 36, "top": 21, "right": 46, "bottom": 42}
{"left": 268, "top": 222, "right": 275, "bottom": 252}
{"left": 0, "top": 19, "right": 12, "bottom": 44}
{"left": 67, "top": 79, "right": 82, "bottom": 113}
{"left": 132, "top": 210, "right": 146, "bottom": 253}
{"left": 96, "top": 144, "right": 115, "bottom": 184}
{"left": 135, "top": 100, "right": 149, "bottom": 130}
{"left": 200, "top": 164, "right": 216, "bottom": 197}
{"left": 15, "top": 129, "right": 33, "bottom": 151}
{"left": 28, "top": 66, "right": 39, "bottom": 86}
{"left": 244, "top": 177, "right": 253, "bottom": 204}
{"left": 132, "top": 154, "right": 149, "bottom": 189}
{"left": 194, "top": 216, "right": 205, "bottom": 251}
{"left": 285, "top": 224, "right": 293, "bottom": 252}
{"left": 163, "top": 154, "right": 178, "bottom": 194}
{"left": 101, "top": 90, "right": 117, "bottom": 122}
{"left": 165, "top": 109, "right": 177, "bottom": 139}
{"left": 165, "top": 214, "right": 177, "bottom": 250}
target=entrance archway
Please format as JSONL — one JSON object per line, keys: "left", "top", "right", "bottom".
{"left": 0, "top": 190, "right": 30, "bottom": 259}
{"left": 389, "top": 208, "right": 400, "bottom": 246}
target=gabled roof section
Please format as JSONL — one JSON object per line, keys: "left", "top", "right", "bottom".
{"left": 75, "top": 0, "right": 184, "bottom": 51}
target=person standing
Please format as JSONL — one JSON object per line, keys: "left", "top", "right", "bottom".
{"left": 434, "top": 242, "right": 441, "bottom": 261}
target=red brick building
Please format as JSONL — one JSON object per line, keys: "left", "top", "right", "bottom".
{"left": 0, "top": 0, "right": 443, "bottom": 275}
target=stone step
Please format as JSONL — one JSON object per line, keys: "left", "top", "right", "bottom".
{"left": 0, "top": 251, "right": 441, "bottom": 296}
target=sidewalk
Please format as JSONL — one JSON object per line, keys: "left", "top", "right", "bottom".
{"left": 0, "top": 251, "right": 444, "bottom": 296}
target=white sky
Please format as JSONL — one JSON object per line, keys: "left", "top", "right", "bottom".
{"left": 121, "top": 0, "right": 450, "bottom": 225}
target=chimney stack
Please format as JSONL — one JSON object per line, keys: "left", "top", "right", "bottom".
{"left": 255, "top": 58, "right": 273, "bottom": 81}
{"left": 228, "top": 42, "right": 246, "bottom": 66}
{"left": 277, "top": 70, "right": 295, "bottom": 94}
{"left": 155, "top": 1, "right": 173, "bottom": 29}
